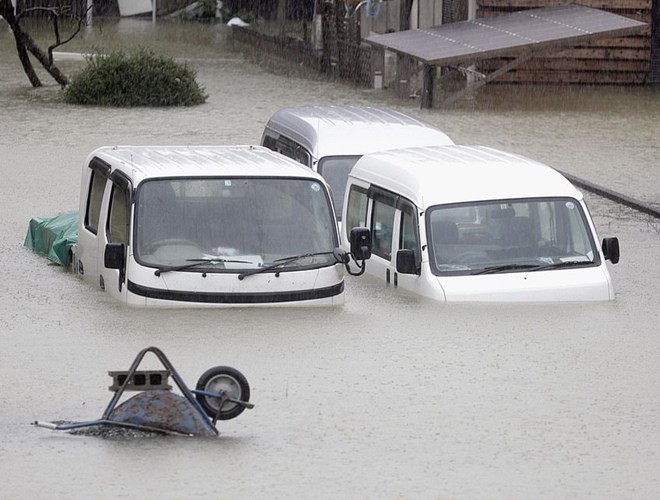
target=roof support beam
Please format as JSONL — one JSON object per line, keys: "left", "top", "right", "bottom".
{"left": 421, "top": 64, "right": 435, "bottom": 109}
{"left": 439, "top": 52, "right": 533, "bottom": 108}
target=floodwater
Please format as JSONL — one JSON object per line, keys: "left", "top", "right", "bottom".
{"left": 1, "top": 18, "right": 660, "bottom": 499}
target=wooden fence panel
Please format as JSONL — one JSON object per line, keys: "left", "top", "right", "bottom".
{"left": 476, "top": 0, "right": 652, "bottom": 84}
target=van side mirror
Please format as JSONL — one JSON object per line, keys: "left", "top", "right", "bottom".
{"left": 349, "top": 227, "right": 371, "bottom": 261}
{"left": 342, "top": 227, "right": 371, "bottom": 277}
{"left": 104, "top": 242, "right": 125, "bottom": 269}
{"left": 601, "top": 237, "right": 620, "bottom": 264}
{"left": 396, "top": 249, "right": 418, "bottom": 275}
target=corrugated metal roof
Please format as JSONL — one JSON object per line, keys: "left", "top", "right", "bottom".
{"left": 365, "top": 5, "right": 646, "bottom": 66}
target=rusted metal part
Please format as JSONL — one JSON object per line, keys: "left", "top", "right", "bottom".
{"left": 108, "top": 390, "right": 217, "bottom": 437}
{"left": 100, "top": 347, "right": 217, "bottom": 437}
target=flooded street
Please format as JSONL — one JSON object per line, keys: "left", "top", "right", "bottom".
{"left": 2, "top": 18, "right": 660, "bottom": 499}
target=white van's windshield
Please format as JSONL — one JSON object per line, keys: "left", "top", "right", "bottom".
{"left": 135, "top": 178, "right": 338, "bottom": 272}
{"left": 427, "top": 198, "right": 600, "bottom": 276}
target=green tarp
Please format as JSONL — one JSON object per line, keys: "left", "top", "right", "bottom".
{"left": 24, "top": 211, "right": 79, "bottom": 267}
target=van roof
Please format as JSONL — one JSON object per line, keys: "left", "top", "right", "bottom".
{"left": 263, "top": 105, "right": 454, "bottom": 160}
{"left": 349, "top": 145, "right": 583, "bottom": 208}
{"left": 88, "top": 145, "right": 321, "bottom": 185}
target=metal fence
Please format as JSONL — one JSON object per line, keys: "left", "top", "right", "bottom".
{"left": 231, "top": 1, "right": 373, "bottom": 88}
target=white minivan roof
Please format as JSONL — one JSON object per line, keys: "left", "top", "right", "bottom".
{"left": 88, "top": 145, "right": 320, "bottom": 185}
{"left": 349, "top": 145, "right": 583, "bottom": 208}
{"left": 263, "top": 105, "right": 455, "bottom": 161}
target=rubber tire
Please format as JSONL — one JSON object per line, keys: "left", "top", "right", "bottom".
{"left": 195, "top": 366, "right": 250, "bottom": 421}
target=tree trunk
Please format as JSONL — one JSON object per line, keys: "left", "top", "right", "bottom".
{"left": 1, "top": 0, "right": 42, "bottom": 87}
{"left": 14, "top": 29, "right": 44, "bottom": 87}
{"left": 25, "top": 32, "right": 70, "bottom": 87}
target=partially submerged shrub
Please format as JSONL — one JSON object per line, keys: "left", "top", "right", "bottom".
{"left": 62, "top": 47, "right": 207, "bottom": 106}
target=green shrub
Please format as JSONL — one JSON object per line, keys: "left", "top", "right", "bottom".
{"left": 62, "top": 47, "right": 207, "bottom": 106}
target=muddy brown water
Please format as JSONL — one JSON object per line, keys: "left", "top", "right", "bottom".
{"left": 1, "top": 18, "right": 660, "bottom": 499}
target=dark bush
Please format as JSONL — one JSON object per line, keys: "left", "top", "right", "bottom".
{"left": 62, "top": 47, "right": 207, "bottom": 106}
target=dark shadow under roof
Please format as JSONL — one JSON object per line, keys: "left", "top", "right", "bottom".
{"left": 365, "top": 4, "right": 646, "bottom": 66}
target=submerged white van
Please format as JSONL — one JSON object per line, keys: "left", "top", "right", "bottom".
{"left": 261, "top": 105, "right": 455, "bottom": 216}
{"left": 342, "top": 145, "right": 620, "bottom": 302}
{"left": 72, "top": 145, "right": 370, "bottom": 307}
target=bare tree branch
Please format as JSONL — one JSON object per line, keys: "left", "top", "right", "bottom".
{"left": 1, "top": 0, "right": 42, "bottom": 86}
{"left": 1, "top": 0, "right": 91, "bottom": 88}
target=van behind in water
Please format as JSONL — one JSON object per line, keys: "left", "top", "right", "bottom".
{"left": 341, "top": 145, "right": 620, "bottom": 302}
{"left": 261, "top": 105, "right": 455, "bottom": 216}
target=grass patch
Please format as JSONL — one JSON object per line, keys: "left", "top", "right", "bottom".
{"left": 62, "top": 47, "right": 207, "bottom": 106}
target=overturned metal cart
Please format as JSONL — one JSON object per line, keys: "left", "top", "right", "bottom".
{"left": 34, "top": 346, "right": 253, "bottom": 437}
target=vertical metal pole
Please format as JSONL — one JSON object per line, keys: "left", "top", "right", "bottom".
{"left": 400, "top": 0, "right": 412, "bottom": 31}
{"left": 651, "top": 0, "right": 660, "bottom": 85}
{"left": 468, "top": 0, "right": 477, "bottom": 20}
{"left": 466, "top": 0, "right": 477, "bottom": 85}
{"left": 311, "top": 0, "right": 322, "bottom": 54}
{"left": 395, "top": 53, "right": 411, "bottom": 99}
{"left": 320, "top": 1, "right": 331, "bottom": 74}
{"left": 152, "top": 0, "right": 156, "bottom": 24}
{"left": 421, "top": 63, "right": 434, "bottom": 109}
{"left": 86, "top": 0, "right": 93, "bottom": 25}
{"left": 372, "top": 46, "right": 384, "bottom": 89}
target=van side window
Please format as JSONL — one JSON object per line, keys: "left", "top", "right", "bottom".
{"left": 108, "top": 182, "right": 129, "bottom": 246}
{"left": 345, "top": 185, "right": 368, "bottom": 231}
{"left": 294, "top": 148, "right": 311, "bottom": 167}
{"left": 399, "top": 201, "right": 421, "bottom": 268}
{"left": 274, "top": 136, "right": 312, "bottom": 167}
{"left": 371, "top": 192, "right": 396, "bottom": 261}
{"left": 85, "top": 168, "right": 107, "bottom": 234}
{"left": 262, "top": 134, "right": 277, "bottom": 150}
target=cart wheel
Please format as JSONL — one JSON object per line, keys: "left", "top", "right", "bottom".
{"left": 195, "top": 366, "right": 250, "bottom": 421}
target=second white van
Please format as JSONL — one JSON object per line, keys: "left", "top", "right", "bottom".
{"left": 342, "top": 145, "right": 620, "bottom": 302}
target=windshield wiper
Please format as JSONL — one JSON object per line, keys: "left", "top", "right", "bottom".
{"left": 238, "top": 251, "right": 335, "bottom": 280}
{"left": 474, "top": 263, "right": 543, "bottom": 275}
{"left": 532, "top": 260, "right": 593, "bottom": 271}
{"left": 155, "top": 257, "right": 253, "bottom": 276}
